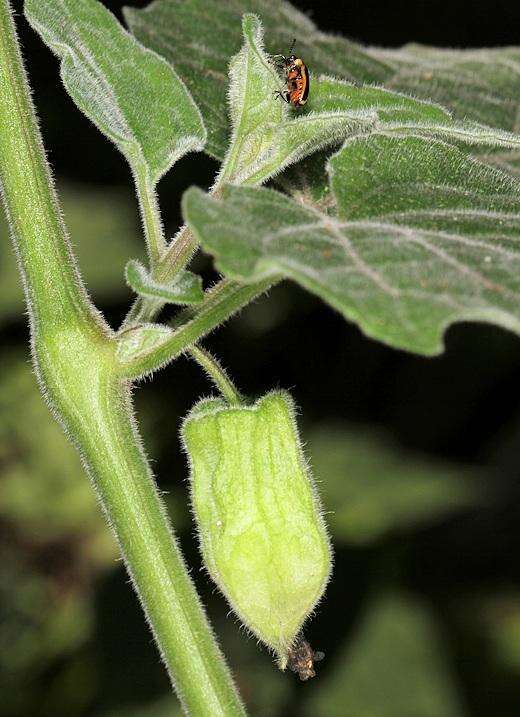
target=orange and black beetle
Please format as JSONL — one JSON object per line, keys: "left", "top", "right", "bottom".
{"left": 273, "top": 40, "right": 310, "bottom": 108}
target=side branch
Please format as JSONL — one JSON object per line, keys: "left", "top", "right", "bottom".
{"left": 116, "top": 277, "right": 278, "bottom": 380}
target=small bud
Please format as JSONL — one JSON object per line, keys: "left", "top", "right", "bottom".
{"left": 181, "top": 390, "right": 332, "bottom": 668}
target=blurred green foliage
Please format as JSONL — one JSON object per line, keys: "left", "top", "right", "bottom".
{"left": 485, "top": 596, "right": 520, "bottom": 673}
{"left": 1, "top": 354, "right": 112, "bottom": 544}
{"left": 0, "top": 352, "right": 118, "bottom": 715}
{"left": 309, "top": 426, "right": 480, "bottom": 544}
{"left": 305, "top": 593, "right": 466, "bottom": 717}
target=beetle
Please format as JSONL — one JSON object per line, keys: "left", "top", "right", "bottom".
{"left": 273, "top": 39, "right": 310, "bottom": 108}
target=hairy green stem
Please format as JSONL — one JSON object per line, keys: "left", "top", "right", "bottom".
{"left": 117, "top": 278, "right": 276, "bottom": 379}
{"left": 0, "top": 2, "right": 245, "bottom": 714}
{"left": 159, "top": 221, "right": 200, "bottom": 283}
{"left": 133, "top": 160, "right": 166, "bottom": 270}
{"left": 189, "top": 344, "right": 244, "bottom": 404}
{"left": 121, "top": 223, "right": 198, "bottom": 329}
{"left": 122, "top": 184, "right": 225, "bottom": 329}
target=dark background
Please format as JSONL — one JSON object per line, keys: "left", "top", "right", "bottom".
{"left": 2, "top": 1, "right": 520, "bottom": 716}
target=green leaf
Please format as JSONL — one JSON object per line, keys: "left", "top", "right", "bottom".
{"left": 462, "top": 591, "right": 520, "bottom": 674}
{"left": 123, "top": 0, "right": 399, "bottom": 159}
{"left": 304, "top": 594, "right": 466, "bottom": 717}
{"left": 125, "top": 259, "right": 204, "bottom": 305}
{"left": 308, "top": 426, "right": 479, "bottom": 544}
{"left": 183, "top": 134, "right": 520, "bottom": 354}
{"left": 25, "top": 0, "right": 206, "bottom": 185}
{"left": 376, "top": 44, "right": 520, "bottom": 135}
{"left": 219, "top": 15, "right": 381, "bottom": 185}
{"left": 125, "top": 0, "right": 520, "bottom": 163}
{"left": 309, "top": 76, "right": 450, "bottom": 124}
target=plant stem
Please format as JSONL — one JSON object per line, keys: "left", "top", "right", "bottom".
{"left": 117, "top": 278, "right": 276, "bottom": 379}
{"left": 133, "top": 160, "right": 166, "bottom": 270}
{"left": 159, "top": 221, "right": 199, "bottom": 283}
{"left": 72, "top": 373, "right": 247, "bottom": 717}
{"left": 122, "top": 184, "right": 223, "bottom": 329}
{"left": 0, "top": 5, "right": 103, "bottom": 336}
{"left": 189, "top": 344, "right": 244, "bottom": 404}
{"left": 122, "top": 218, "right": 200, "bottom": 329}
{"left": 0, "top": 3, "right": 246, "bottom": 713}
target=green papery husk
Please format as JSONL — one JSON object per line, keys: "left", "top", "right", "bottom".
{"left": 181, "top": 390, "right": 332, "bottom": 667}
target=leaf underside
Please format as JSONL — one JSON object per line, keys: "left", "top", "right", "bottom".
{"left": 184, "top": 135, "right": 520, "bottom": 355}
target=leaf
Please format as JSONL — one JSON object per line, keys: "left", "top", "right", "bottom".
{"left": 123, "top": 0, "right": 400, "bottom": 159}
{"left": 308, "top": 426, "right": 479, "bottom": 544}
{"left": 0, "top": 183, "right": 145, "bottom": 322}
{"left": 279, "top": 105, "right": 520, "bottom": 206}
{"left": 376, "top": 44, "right": 520, "bottom": 135}
{"left": 125, "top": 259, "right": 204, "bottom": 304}
{"left": 125, "top": 0, "right": 520, "bottom": 163}
{"left": 116, "top": 323, "right": 174, "bottom": 364}
{"left": 460, "top": 591, "right": 520, "bottom": 674}
{"left": 178, "top": 15, "right": 512, "bottom": 189}
{"left": 218, "top": 15, "right": 383, "bottom": 185}
{"left": 25, "top": 0, "right": 206, "bottom": 185}
{"left": 304, "top": 594, "right": 466, "bottom": 717}
{"left": 309, "top": 76, "right": 450, "bottom": 124}
{"left": 183, "top": 134, "right": 520, "bottom": 355}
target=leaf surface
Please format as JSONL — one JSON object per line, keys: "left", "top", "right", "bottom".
{"left": 184, "top": 134, "right": 520, "bottom": 354}
{"left": 309, "top": 426, "right": 479, "bottom": 544}
{"left": 304, "top": 594, "right": 465, "bottom": 717}
{"left": 125, "top": 0, "right": 520, "bottom": 168}
{"left": 26, "top": 0, "right": 206, "bottom": 184}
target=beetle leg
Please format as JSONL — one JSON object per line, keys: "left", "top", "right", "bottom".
{"left": 273, "top": 90, "right": 290, "bottom": 104}
{"left": 272, "top": 54, "right": 289, "bottom": 69}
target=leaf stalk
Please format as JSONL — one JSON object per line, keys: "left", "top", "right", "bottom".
{"left": 188, "top": 344, "right": 244, "bottom": 404}
{"left": 133, "top": 160, "right": 167, "bottom": 270}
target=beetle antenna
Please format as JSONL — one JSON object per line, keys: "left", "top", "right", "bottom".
{"left": 289, "top": 38, "right": 296, "bottom": 55}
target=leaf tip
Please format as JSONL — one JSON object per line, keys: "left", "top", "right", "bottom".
{"left": 241, "top": 12, "right": 265, "bottom": 46}
{"left": 181, "top": 185, "right": 206, "bottom": 220}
